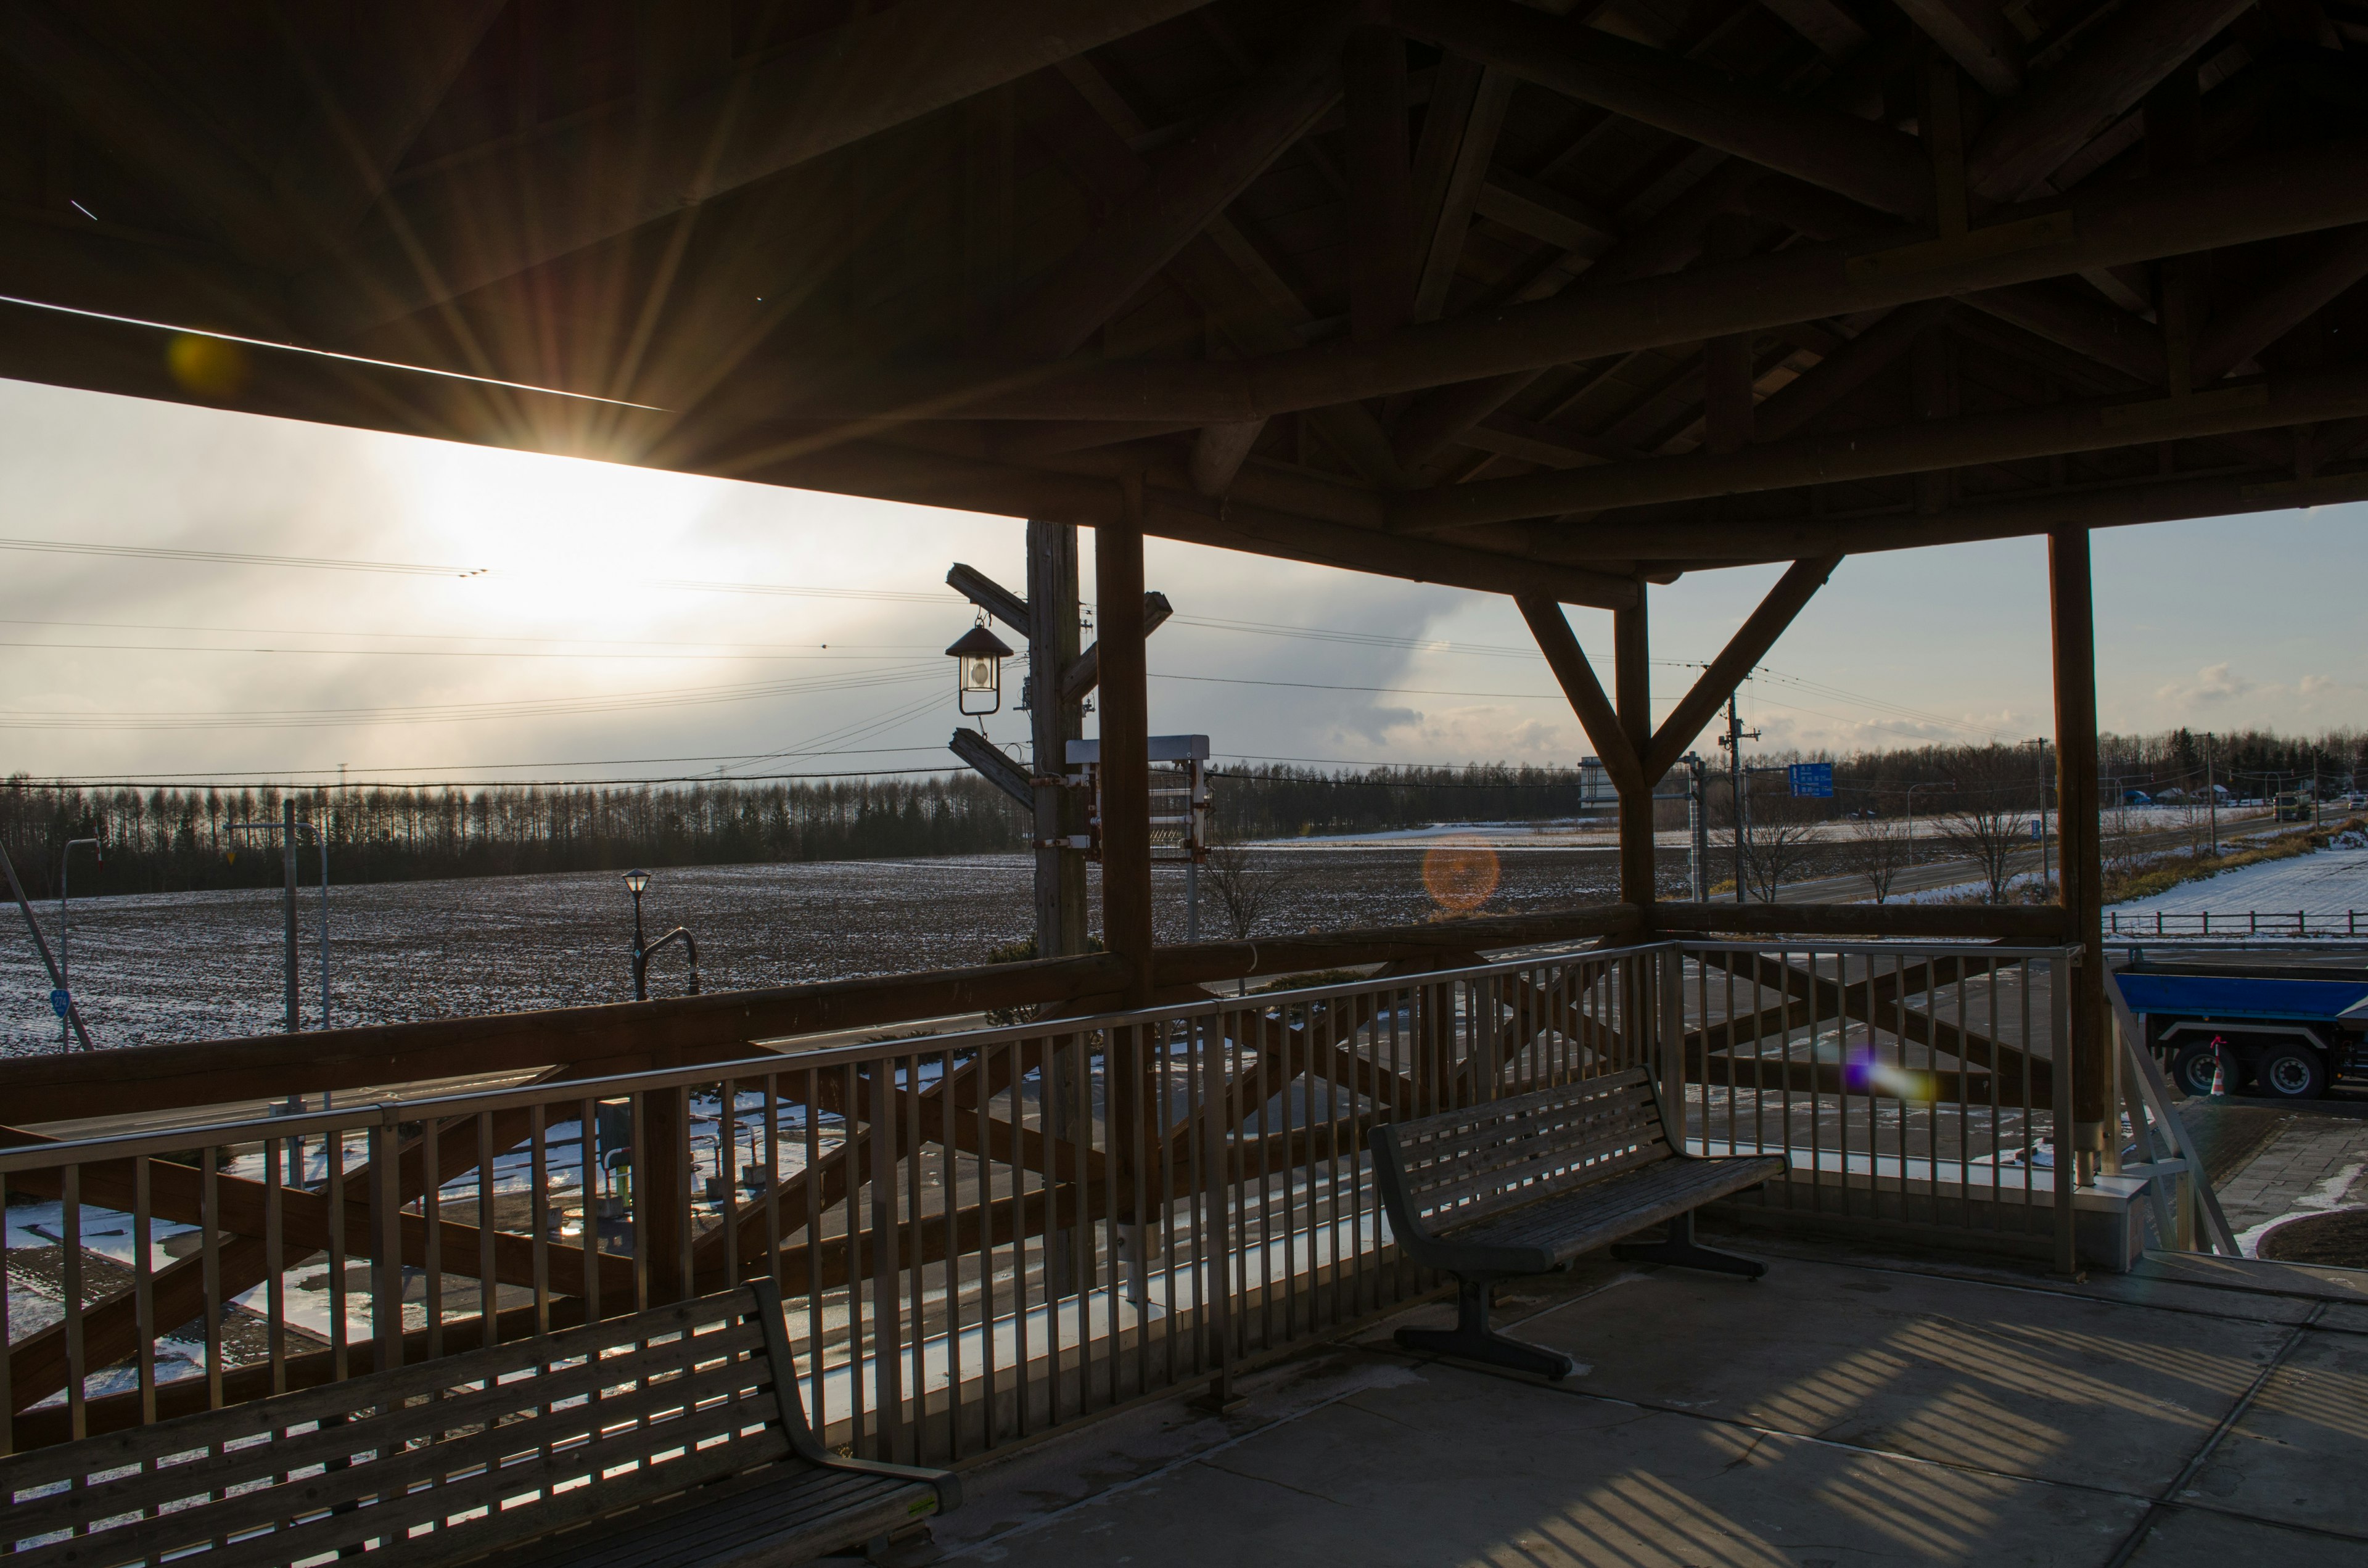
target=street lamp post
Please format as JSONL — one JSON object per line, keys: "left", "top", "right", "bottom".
{"left": 624, "top": 869, "right": 650, "bottom": 1001}
{"left": 621, "top": 870, "right": 701, "bottom": 999}
{"left": 1904, "top": 781, "right": 1955, "bottom": 866}
{"left": 59, "top": 837, "right": 101, "bottom": 1051}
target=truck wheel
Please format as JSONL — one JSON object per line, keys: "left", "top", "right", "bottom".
{"left": 2254, "top": 1045, "right": 2327, "bottom": 1100}
{"left": 2170, "top": 1044, "right": 2229, "bottom": 1096}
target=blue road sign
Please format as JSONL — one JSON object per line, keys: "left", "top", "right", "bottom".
{"left": 1788, "top": 763, "right": 1833, "bottom": 798}
{"left": 49, "top": 988, "right": 69, "bottom": 1018}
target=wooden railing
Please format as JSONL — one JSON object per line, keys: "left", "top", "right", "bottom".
{"left": 3, "top": 924, "right": 2086, "bottom": 1465}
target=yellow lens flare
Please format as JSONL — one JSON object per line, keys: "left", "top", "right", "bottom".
{"left": 167, "top": 332, "right": 248, "bottom": 399}
{"left": 1421, "top": 839, "right": 1500, "bottom": 914}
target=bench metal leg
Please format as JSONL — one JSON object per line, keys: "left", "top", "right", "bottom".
{"left": 1394, "top": 1278, "right": 1576, "bottom": 1381}
{"left": 1610, "top": 1209, "right": 1767, "bottom": 1279}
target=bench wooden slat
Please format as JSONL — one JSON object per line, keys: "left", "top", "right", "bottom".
{"left": 1413, "top": 1139, "right": 1669, "bottom": 1228}
{"left": 10, "top": 1354, "right": 783, "bottom": 1566}
{"left": 1440, "top": 1156, "right": 1785, "bottom": 1261}
{"left": 165, "top": 1381, "right": 778, "bottom": 1568}
{"left": 4, "top": 1280, "right": 957, "bottom": 1568}
{"left": 7, "top": 1323, "right": 772, "bottom": 1540}
{"left": 1397, "top": 1093, "right": 1662, "bottom": 1182}
{"left": 0, "top": 1294, "right": 759, "bottom": 1500}
{"left": 1395, "top": 1070, "right": 1651, "bottom": 1163}
{"left": 1402, "top": 1101, "right": 1663, "bottom": 1205}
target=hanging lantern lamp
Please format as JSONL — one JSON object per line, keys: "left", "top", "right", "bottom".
{"left": 945, "top": 616, "right": 1013, "bottom": 716}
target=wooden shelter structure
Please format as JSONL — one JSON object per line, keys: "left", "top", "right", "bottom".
{"left": 6, "top": 0, "right": 2367, "bottom": 1228}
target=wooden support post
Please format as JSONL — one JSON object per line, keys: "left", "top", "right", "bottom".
{"left": 2049, "top": 528, "right": 2108, "bottom": 1176}
{"left": 1098, "top": 486, "right": 1155, "bottom": 999}
{"left": 1097, "top": 483, "right": 1154, "bottom": 1243}
{"left": 639, "top": 1086, "right": 688, "bottom": 1303}
{"left": 1615, "top": 586, "right": 1656, "bottom": 906}
{"left": 1028, "top": 520, "right": 1090, "bottom": 958}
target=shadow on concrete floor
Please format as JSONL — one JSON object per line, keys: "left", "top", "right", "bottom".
{"left": 929, "top": 1231, "right": 2368, "bottom": 1567}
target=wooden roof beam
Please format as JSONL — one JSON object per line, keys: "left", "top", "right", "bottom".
{"left": 1394, "top": 0, "right": 1931, "bottom": 217}
{"left": 1967, "top": 0, "right": 2253, "bottom": 201}
{"left": 1396, "top": 358, "right": 2368, "bottom": 532}
{"left": 2192, "top": 222, "right": 2368, "bottom": 382}
{"left": 1532, "top": 462, "right": 2368, "bottom": 562}
{"left": 269, "top": 1, "right": 509, "bottom": 235}
{"left": 301, "top": 0, "right": 1217, "bottom": 335}
{"left": 0, "top": 9, "right": 305, "bottom": 269}
{"left": 1751, "top": 300, "right": 1952, "bottom": 441}
{"left": 992, "top": 1, "right": 1353, "bottom": 358}
{"left": 1890, "top": 0, "right": 2023, "bottom": 97}
{"left": 704, "top": 133, "right": 2368, "bottom": 425}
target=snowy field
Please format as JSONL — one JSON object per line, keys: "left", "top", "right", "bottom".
{"left": 2110, "top": 838, "right": 2368, "bottom": 922}
{"left": 2, "top": 845, "right": 1630, "bottom": 1054}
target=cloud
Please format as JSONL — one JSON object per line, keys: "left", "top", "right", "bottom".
{"left": 2155, "top": 662, "right": 2267, "bottom": 710}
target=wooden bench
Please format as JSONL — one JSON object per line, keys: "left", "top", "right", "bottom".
{"left": 1368, "top": 1067, "right": 1786, "bottom": 1379}
{"left": 1, "top": 1281, "right": 957, "bottom": 1568}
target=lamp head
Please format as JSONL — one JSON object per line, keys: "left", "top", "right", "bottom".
{"left": 623, "top": 869, "right": 650, "bottom": 897}
{"left": 945, "top": 618, "right": 1014, "bottom": 716}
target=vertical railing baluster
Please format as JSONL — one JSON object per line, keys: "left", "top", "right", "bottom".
{"left": 201, "top": 1147, "right": 223, "bottom": 1403}
{"left": 62, "top": 1162, "right": 86, "bottom": 1439}
{"left": 136, "top": 1152, "right": 160, "bottom": 1416}
{"left": 475, "top": 1111, "right": 498, "bottom": 1342}
{"left": 422, "top": 1116, "right": 445, "bottom": 1360}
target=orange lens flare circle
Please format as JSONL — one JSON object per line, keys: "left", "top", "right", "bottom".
{"left": 1421, "top": 840, "right": 1500, "bottom": 913}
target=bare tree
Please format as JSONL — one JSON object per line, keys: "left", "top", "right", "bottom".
{"left": 1724, "top": 794, "right": 1820, "bottom": 903}
{"left": 1202, "top": 839, "right": 1294, "bottom": 940}
{"left": 1936, "top": 800, "right": 2021, "bottom": 903}
{"left": 1849, "top": 814, "right": 1913, "bottom": 902}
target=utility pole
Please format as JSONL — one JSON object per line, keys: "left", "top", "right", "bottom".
{"left": 1720, "top": 692, "right": 1759, "bottom": 904}
{"left": 281, "top": 797, "right": 299, "bottom": 1035}
{"left": 2028, "top": 737, "right": 2051, "bottom": 892}
{"left": 2205, "top": 731, "right": 2218, "bottom": 856}
{"left": 1686, "top": 754, "right": 1709, "bottom": 901}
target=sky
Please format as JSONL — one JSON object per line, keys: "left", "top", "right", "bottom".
{"left": 1, "top": 376, "right": 2363, "bottom": 792}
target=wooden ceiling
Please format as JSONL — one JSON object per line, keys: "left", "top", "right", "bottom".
{"left": 4, "top": 0, "right": 2366, "bottom": 606}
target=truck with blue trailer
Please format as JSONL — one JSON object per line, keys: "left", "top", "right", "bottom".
{"left": 2112, "top": 962, "right": 2368, "bottom": 1099}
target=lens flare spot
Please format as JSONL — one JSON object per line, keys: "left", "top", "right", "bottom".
{"left": 168, "top": 333, "right": 248, "bottom": 399}
{"left": 1422, "top": 840, "right": 1500, "bottom": 913}
{"left": 1843, "top": 1046, "right": 1936, "bottom": 1102}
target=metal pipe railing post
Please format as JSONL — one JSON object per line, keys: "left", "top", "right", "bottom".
{"left": 2050, "top": 953, "right": 2081, "bottom": 1279}
{"left": 2, "top": 837, "right": 95, "bottom": 1051}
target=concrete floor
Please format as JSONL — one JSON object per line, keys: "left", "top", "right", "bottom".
{"left": 926, "top": 1234, "right": 2368, "bottom": 1567}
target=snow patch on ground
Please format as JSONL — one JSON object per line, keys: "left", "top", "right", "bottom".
{"left": 2110, "top": 845, "right": 2368, "bottom": 921}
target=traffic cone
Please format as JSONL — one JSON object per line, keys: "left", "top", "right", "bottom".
{"left": 2208, "top": 1046, "right": 2228, "bottom": 1097}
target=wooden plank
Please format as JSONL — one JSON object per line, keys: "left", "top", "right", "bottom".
{"left": 0, "top": 953, "right": 1126, "bottom": 1124}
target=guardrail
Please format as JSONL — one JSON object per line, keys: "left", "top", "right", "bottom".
{"left": 2, "top": 938, "right": 2088, "bottom": 1463}
{"left": 2106, "top": 909, "right": 2363, "bottom": 937}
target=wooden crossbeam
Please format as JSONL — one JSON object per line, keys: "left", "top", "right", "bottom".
{"left": 1400, "top": 362, "right": 2368, "bottom": 533}
{"left": 1394, "top": 0, "right": 1928, "bottom": 217}
{"left": 5, "top": 1093, "right": 580, "bottom": 1412}
{"left": 1966, "top": 0, "right": 2252, "bottom": 202}
{"left": 306, "top": 0, "right": 1215, "bottom": 334}
{"left": 1516, "top": 596, "right": 1643, "bottom": 797}
{"left": 992, "top": 2, "right": 1352, "bottom": 359}
{"left": 1639, "top": 557, "right": 1839, "bottom": 787}
{"left": 705, "top": 134, "right": 2368, "bottom": 427}
{"left": 1693, "top": 950, "right": 2052, "bottom": 1099}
